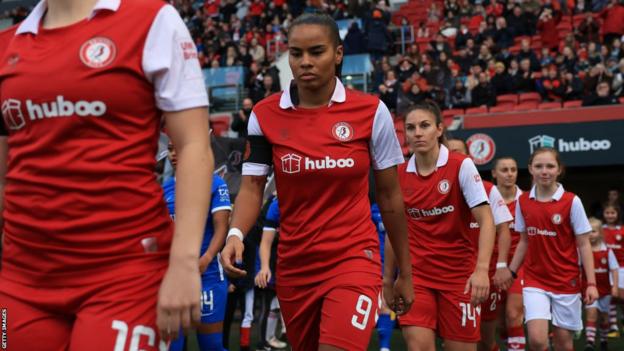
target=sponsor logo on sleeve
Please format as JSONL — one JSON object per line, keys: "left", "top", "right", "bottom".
{"left": 467, "top": 133, "right": 496, "bottom": 165}
{"left": 80, "top": 37, "right": 116, "bottom": 68}
{"left": 180, "top": 40, "right": 199, "bottom": 60}
{"left": 331, "top": 122, "right": 354, "bottom": 142}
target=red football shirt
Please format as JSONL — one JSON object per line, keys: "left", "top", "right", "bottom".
{"left": 604, "top": 225, "right": 624, "bottom": 266}
{"left": 515, "top": 185, "right": 592, "bottom": 294}
{"left": 398, "top": 146, "right": 489, "bottom": 290}
{"left": 582, "top": 243, "right": 618, "bottom": 297}
{"left": 499, "top": 186, "right": 523, "bottom": 261}
{"left": 0, "top": 0, "right": 208, "bottom": 286}
{"left": 243, "top": 79, "right": 404, "bottom": 286}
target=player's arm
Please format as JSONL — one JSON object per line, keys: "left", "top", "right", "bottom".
{"left": 508, "top": 201, "right": 527, "bottom": 275}
{"left": 375, "top": 167, "right": 413, "bottom": 315}
{"left": 222, "top": 112, "right": 272, "bottom": 277}
{"left": 577, "top": 233, "right": 598, "bottom": 304}
{"left": 489, "top": 186, "right": 514, "bottom": 290}
{"left": 609, "top": 249, "right": 619, "bottom": 297}
{"left": 200, "top": 210, "right": 230, "bottom": 273}
{"left": 158, "top": 107, "right": 213, "bottom": 338}
{"left": 470, "top": 204, "right": 496, "bottom": 304}
{"left": 256, "top": 229, "right": 276, "bottom": 289}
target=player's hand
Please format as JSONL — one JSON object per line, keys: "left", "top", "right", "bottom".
{"left": 585, "top": 285, "right": 599, "bottom": 305}
{"left": 198, "top": 254, "right": 213, "bottom": 274}
{"left": 465, "top": 268, "right": 489, "bottom": 305}
{"left": 493, "top": 267, "right": 513, "bottom": 291}
{"left": 612, "top": 286, "right": 619, "bottom": 298}
{"left": 157, "top": 258, "right": 202, "bottom": 343}
{"left": 386, "top": 273, "right": 414, "bottom": 316}
{"left": 220, "top": 236, "right": 246, "bottom": 278}
{"left": 255, "top": 267, "right": 272, "bottom": 289}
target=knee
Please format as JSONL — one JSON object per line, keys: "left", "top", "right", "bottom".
{"left": 506, "top": 305, "right": 524, "bottom": 326}
{"left": 528, "top": 336, "right": 548, "bottom": 351}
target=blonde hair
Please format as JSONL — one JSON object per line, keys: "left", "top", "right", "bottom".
{"left": 589, "top": 217, "right": 603, "bottom": 237}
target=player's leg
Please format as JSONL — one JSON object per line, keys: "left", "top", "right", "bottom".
{"left": 549, "top": 292, "right": 582, "bottom": 351}
{"left": 0, "top": 277, "right": 73, "bottom": 351}
{"left": 266, "top": 294, "right": 287, "bottom": 349}
{"left": 399, "top": 284, "right": 437, "bottom": 351}
{"left": 505, "top": 292, "right": 526, "bottom": 351}
{"left": 69, "top": 268, "right": 167, "bottom": 351}
{"left": 318, "top": 272, "right": 380, "bottom": 350}
{"left": 478, "top": 287, "right": 502, "bottom": 351}
{"left": 523, "top": 288, "right": 552, "bottom": 351}
{"left": 240, "top": 288, "right": 254, "bottom": 351}
{"left": 376, "top": 297, "right": 395, "bottom": 351}
{"left": 222, "top": 283, "right": 240, "bottom": 350}
{"left": 598, "top": 309, "right": 610, "bottom": 351}
{"left": 196, "top": 278, "right": 228, "bottom": 351}
{"left": 437, "top": 288, "right": 480, "bottom": 351}
{"left": 608, "top": 297, "right": 619, "bottom": 337}
{"left": 584, "top": 306, "right": 599, "bottom": 350}
{"left": 276, "top": 283, "right": 323, "bottom": 350}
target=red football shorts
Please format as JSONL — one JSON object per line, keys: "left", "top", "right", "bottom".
{"left": 399, "top": 284, "right": 481, "bottom": 342}
{"left": 0, "top": 268, "right": 166, "bottom": 351}
{"left": 481, "top": 285, "right": 503, "bottom": 322}
{"left": 276, "top": 271, "right": 381, "bottom": 351}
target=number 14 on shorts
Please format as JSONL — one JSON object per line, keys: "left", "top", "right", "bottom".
{"left": 459, "top": 303, "right": 481, "bottom": 328}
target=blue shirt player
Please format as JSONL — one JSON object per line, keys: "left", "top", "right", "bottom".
{"left": 372, "top": 202, "right": 395, "bottom": 351}
{"left": 164, "top": 143, "right": 232, "bottom": 351}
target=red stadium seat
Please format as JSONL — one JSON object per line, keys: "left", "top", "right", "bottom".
{"left": 563, "top": 100, "right": 582, "bottom": 108}
{"left": 514, "top": 102, "right": 538, "bottom": 111}
{"left": 519, "top": 92, "right": 541, "bottom": 104}
{"left": 538, "top": 102, "right": 562, "bottom": 110}
{"left": 442, "top": 108, "right": 464, "bottom": 119}
{"left": 496, "top": 94, "right": 519, "bottom": 106}
{"left": 209, "top": 116, "right": 231, "bottom": 136}
{"left": 619, "top": 97, "right": 624, "bottom": 104}
{"left": 489, "top": 105, "right": 512, "bottom": 113}
{"left": 465, "top": 106, "right": 488, "bottom": 114}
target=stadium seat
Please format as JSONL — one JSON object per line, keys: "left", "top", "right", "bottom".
{"left": 563, "top": 100, "right": 582, "bottom": 108}
{"left": 519, "top": 92, "right": 541, "bottom": 104}
{"left": 489, "top": 105, "right": 512, "bottom": 113}
{"left": 209, "top": 116, "right": 231, "bottom": 136}
{"left": 619, "top": 97, "right": 624, "bottom": 104}
{"left": 465, "top": 106, "right": 488, "bottom": 114}
{"left": 496, "top": 94, "right": 519, "bottom": 106}
{"left": 514, "top": 102, "right": 538, "bottom": 111}
{"left": 538, "top": 102, "right": 562, "bottom": 110}
{"left": 442, "top": 108, "right": 464, "bottom": 119}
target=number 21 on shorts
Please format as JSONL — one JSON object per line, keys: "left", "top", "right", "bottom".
{"left": 459, "top": 302, "right": 481, "bottom": 328}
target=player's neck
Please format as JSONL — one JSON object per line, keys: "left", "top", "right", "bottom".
{"left": 414, "top": 146, "right": 439, "bottom": 176}
{"left": 591, "top": 240, "right": 602, "bottom": 250}
{"left": 534, "top": 183, "right": 558, "bottom": 202}
{"left": 43, "top": 0, "right": 99, "bottom": 29}
{"left": 498, "top": 184, "right": 517, "bottom": 203}
{"left": 297, "top": 79, "right": 336, "bottom": 109}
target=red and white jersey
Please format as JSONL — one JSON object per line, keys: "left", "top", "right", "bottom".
{"left": 243, "top": 79, "right": 404, "bottom": 286}
{"left": 398, "top": 146, "right": 489, "bottom": 290}
{"left": 468, "top": 181, "right": 513, "bottom": 277}
{"left": 499, "top": 185, "right": 523, "bottom": 260}
{"left": 515, "top": 184, "right": 592, "bottom": 294}
{"left": 0, "top": 0, "right": 208, "bottom": 286}
{"left": 604, "top": 225, "right": 624, "bottom": 266}
{"left": 584, "top": 243, "right": 619, "bottom": 297}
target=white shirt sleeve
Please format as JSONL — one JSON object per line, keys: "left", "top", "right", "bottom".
{"left": 459, "top": 158, "right": 489, "bottom": 209}
{"left": 609, "top": 249, "right": 620, "bottom": 270}
{"left": 489, "top": 185, "right": 513, "bottom": 225}
{"left": 514, "top": 200, "right": 526, "bottom": 233}
{"left": 570, "top": 195, "right": 592, "bottom": 235}
{"left": 143, "top": 5, "right": 209, "bottom": 111}
{"left": 369, "top": 100, "right": 404, "bottom": 170}
{"left": 242, "top": 111, "right": 271, "bottom": 176}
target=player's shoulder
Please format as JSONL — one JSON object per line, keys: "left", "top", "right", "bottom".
{"left": 0, "top": 24, "right": 18, "bottom": 56}
{"left": 344, "top": 88, "right": 380, "bottom": 105}
{"left": 120, "top": 0, "right": 168, "bottom": 12}
{"left": 252, "top": 92, "right": 283, "bottom": 114}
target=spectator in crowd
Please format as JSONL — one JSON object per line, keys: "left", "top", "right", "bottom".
{"left": 220, "top": 46, "right": 241, "bottom": 67}
{"left": 561, "top": 70, "right": 585, "bottom": 101}
{"left": 506, "top": 5, "right": 529, "bottom": 37}
{"left": 455, "top": 24, "right": 474, "bottom": 49}
{"left": 430, "top": 33, "right": 452, "bottom": 61}
{"left": 494, "top": 17, "right": 514, "bottom": 49}
{"left": 405, "top": 83, "right": 430, "bottom": 105}
{"left": 585, "top": 63, "right": 614, "bottom": 94}
{"left": 343, "top": 21, "right": 366, "bottom": 55}
{"left": 475, "top": 20, "right": 496, "bottom": 45}
{"left": 560, "top": 46, "right": 578, "bottom": 74}
{"left": 613, "top": 58, "right": 624, "bottom": 96}
{"left": 491, "top": 61, "right": 513, "bottom": 95}
{"left": 366, "top": 9, "right": 392, "bottom": 62}
{"left": 576, "top": 13, "right": 601, "bottom": 43}
{"left": 403, "top": 70, "right": 430, "bottom": 94}
{"left": 379, "top": 70, "right": 401, "bottom": 112}
{"left": 537, "top": 8, "right": 561, "bottom": 51}
{"left": 472, "top": 71, "right": 497, "bottom": 107}
{"left": 609, "top": 39, "right": 623, "bottom": 61}
{"left": 250, "top": 75, "right": 279, "bottom": 103}
{"left": 448, "top": 79, "right": 472, "bottom": 108}
{"left": 417, "top": 21, "right": 431, "bottom": 38}
{"left": 540, "top": 65, "right": 565, "bottom": 101}
{"left": 231, "top": 98, "right": 254, "bottom": 138}
{"left": 397, "top": 58, "right": 417, "bottom": 82}
{"left": 428, "top": 2, "right": 442, "bottom": 23}
{"left": 477, "top": 44, "right": 494, "bottom": 69}
{"left": 600, "top": 0, "right": 624, "bottom": 47}
{"left": 444, "top": 0, "right": 461, "bottom": 18}
{"left": 588, "top": 42, "right": 604, "bottom": 66}
{"left": 249, "top": 37, "right": 266, "bottom": 63}
{"left": 517, "top": 38, "right": 541, "bottom": 71}
{"left": 540, "top": 48, "right": 554, "bottom": 67}
{"left": 582, "top": 80, "right": 621, "bottom": 106}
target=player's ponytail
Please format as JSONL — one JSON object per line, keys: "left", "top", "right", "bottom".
{"left": 288, "top": 13, "right": 343, "bottom": 78}
{"left": 404, "top": 100, "right": 446, "bottom": 145}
